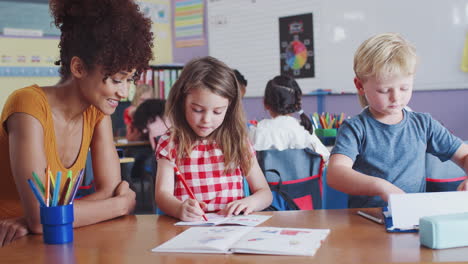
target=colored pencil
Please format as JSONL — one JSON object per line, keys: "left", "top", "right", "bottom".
{"left": 67, "top": 169, "right": 84, "bottom": 204}
{"left": 52, "top": 171, "right": 62, "bottom": 206}
{"left": 27, "top": 179, "right": 46, "bottom": 207}
{"left": 58, "top": 177, "right": 71, "bottom": 205}
{"left": 32, "top": 171, "right": 45, "bottom": 196}
{"left": 174, "top": 165, "right": 208, "bottom": 221}
{"left": 63, "top": 170, "right": 74, "bottom": 204}
{"left": 45, "top": 167, "right": 50, "bottom": 207}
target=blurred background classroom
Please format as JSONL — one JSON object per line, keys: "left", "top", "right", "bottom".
{"left": 1, "top": 0, "right": 467, "bottom": 213}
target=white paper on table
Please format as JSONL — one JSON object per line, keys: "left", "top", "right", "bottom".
{"left": 389, "top": 191, "right": 468, "bottom": 229}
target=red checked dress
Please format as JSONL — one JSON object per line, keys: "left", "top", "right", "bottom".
{"left": 156, "top": 132, "right": 253, "bottom": 212}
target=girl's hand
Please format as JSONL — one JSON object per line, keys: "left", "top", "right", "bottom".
{"left": 114, "top": 181, "right": 136, "bottom": 215}
{"left": 219, "top": 198, "right": 255, "bottom": 217}
{"left": 377, "top": 180, "right": 405, "bottom": 202}
{"left": 0, "top": 217, "right": 28, "bottom": 247}
{"left": 178, "top": 199, "right": 206, "bottom": 222}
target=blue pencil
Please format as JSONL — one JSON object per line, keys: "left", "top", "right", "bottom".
{"left": 52, "top": 171, "right": 62, "bottom": 206}
{"left": 27, "top": 179, "right": 46, "bottom": 207}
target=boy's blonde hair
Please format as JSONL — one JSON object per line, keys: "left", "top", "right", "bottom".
{"left": 165, "top": 56, "right": 252, "bottom": 174}
{"left": 131, "top": 83, "right": 154, "bottom": 106}
{"left": 354, "top": 33, "right": 417, "bottom": 107}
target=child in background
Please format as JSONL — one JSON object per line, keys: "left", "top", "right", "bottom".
{"left": 132, "top": 98, "right": 171, "bottom": 149}
{"left": 327, "top": 33, "right": 468, "bottom": 208}
{"left": 124, "top": 83, "right": 154, "bottom": 141}
{"left": 233, "top": 69, "right": 247, "bottom": 97}
{"left": 248, "top": 75, "right": 330, "bottom": 160}
{"left": 155, "top": 56, "right": 272, "bottom": 221}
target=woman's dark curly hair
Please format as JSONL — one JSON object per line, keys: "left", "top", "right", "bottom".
{"left": 264, "top": 75, "right": 314, "bottom": 134}
{"left": 50, "top": 0, "right": 154, "bottom": 81}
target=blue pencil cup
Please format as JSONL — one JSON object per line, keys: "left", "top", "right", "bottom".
{"left": 40, "top": 204, "right": 74, "bottom": 244}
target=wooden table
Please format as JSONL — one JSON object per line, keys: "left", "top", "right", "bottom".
{"left": 1, "top": 208, "right": 467, "bottom": 263}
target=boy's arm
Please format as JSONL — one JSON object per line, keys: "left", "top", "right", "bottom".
{"left": 451, "top": 144, "right": 468, "bottom": 191}
{"left": 327, "top": 154, "right": 404, "bottom": 202}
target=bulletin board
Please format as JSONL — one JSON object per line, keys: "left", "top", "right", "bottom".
{"left": 207, "top": 0, "right": 468, "bottom": 96}
{"left": 0, "top": 0, "right": 173, "bottom": 77}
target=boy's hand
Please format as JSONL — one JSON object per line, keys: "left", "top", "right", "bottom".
{"left": 178, "top": 199, "right": 206, "bottom": 222}
{"left": 377, "top": 180, "right": 405, "bottom": 202}
{"left": 456, "top": 179, "right": 468, "bottom": 191}
{"left": 218, "top": 198, "right": 255, "bottom": 217}
{"left": 0, "top": 217, "right": 28, "bottom": 247}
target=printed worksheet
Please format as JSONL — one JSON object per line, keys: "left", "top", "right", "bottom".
{"left": 174, "top": 213, "right": 271, "bottom": 226}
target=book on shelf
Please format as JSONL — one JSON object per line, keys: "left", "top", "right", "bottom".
{"left": 174, "top": 213, "right": 271, "bottom": 226}
{"left": 151, "top": 226, "right": 330, "bottom": 256}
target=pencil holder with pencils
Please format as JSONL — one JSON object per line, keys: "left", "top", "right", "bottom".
{"left": 28, "top": 168, "right": 84, "bottom": 244}
{"left": 315, "top": 128, "right": 337, "bottom": 146}
{"left": 40, "top": 204, "right": 74, "bottom": 244}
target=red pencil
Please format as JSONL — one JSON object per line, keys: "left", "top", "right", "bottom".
{"left": 174, "top": 166, "right": 208, "bottom": 221}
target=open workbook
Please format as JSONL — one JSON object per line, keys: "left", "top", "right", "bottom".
{"left": 174, "top": 213, "right": 271, "bottom": 226}
{"left": 152, "top": 226, "right": 330, "bottom": 256}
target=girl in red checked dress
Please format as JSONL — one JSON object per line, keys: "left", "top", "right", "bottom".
{"left": 155, "top": 56, "right": 273, "bottom": 222}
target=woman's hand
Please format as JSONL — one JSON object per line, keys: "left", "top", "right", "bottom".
{"left": 0, "top": 217, "right": 28, "bottom": 247}
{"left": 114, "top": 181, "right": 136, "bottom": 215}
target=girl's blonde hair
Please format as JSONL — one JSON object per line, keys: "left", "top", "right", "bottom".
{"left": 354, "top": 33, "right": 417, "bottom": 107}
{"left": 131, "top": 83, "right": 154, "bottom": 106}
{"left": 165, "top": 56, "right": 252, "bottom": 174}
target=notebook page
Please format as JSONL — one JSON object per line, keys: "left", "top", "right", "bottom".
{"left": 152, "top": 226, "right": 253, "bottom": 253}
{"left": 230, "top": 227, "right": 330, "bottom": 256}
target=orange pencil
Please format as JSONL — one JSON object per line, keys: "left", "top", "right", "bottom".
{"left": 45, "top": 165, "right": 51, "bottom": 207}
{"left": 174, "top": 166, "right": 208, "bottom": 221}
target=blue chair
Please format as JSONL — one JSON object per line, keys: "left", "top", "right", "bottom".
{"left": 425, "top": 143, "right": 468, "bottom": 192}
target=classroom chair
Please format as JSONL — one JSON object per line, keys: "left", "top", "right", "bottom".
{"left": 256, "top": 148, "right": 324, "bottom": 210}
{"left": 425, "top": 142, "right": 468, "bottom": 192}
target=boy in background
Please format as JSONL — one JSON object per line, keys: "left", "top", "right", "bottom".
{"left": 327, "top": 33, "right": 468, "bottom": 208}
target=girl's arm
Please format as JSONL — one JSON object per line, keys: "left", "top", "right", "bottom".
{"left": 154, "top": 158, "right": 205, "bottom": 221}
{"left": 8, "top": 114, "right": 135, "bottom": 234}
{"left": 221, "top": 156, "right": 273, "bottom": 216}
{"left": 327, "top": 154, "right": 404, "bottom": 202}
{"left": 451, "top": 143, "right": 468, "bottom": 191}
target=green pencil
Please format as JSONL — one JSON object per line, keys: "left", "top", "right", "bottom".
{"left": 32, "top": 171, "right": 45, "bottom": 196}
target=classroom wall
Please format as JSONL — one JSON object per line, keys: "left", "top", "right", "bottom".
{"left": 242, "top": 89, "right": 468, "bottom": 140}
{"left": 171, "top": 0, "right": 209, "bottom": 64}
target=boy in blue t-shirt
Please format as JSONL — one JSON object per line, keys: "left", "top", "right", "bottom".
{"left": 327, "top": 33, "right": 468, "bottom": 208}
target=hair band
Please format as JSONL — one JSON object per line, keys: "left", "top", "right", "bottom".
{"left": 298, "top": 109, "right": 304, "bottom": 115}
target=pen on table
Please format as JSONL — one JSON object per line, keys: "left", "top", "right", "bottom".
{"left": 357, "top": 210, "right": 383, "bottom": 225}
{"left": 173, "top": 165, "right": 208, "bottom": 221}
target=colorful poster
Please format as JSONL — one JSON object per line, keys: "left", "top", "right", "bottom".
{"left": 174, "top": 0, "right": 205, "bottom": 48}
{"left": 279, "top": 13, "right": 315, "bottom": 78}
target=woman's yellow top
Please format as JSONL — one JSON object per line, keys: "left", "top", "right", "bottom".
{"left": 0, "top": 85, "right": 104, "bottom": 201}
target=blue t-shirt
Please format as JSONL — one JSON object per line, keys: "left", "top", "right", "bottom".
{"left": 331, "top": 108, "right": 462, "bottom": 208}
